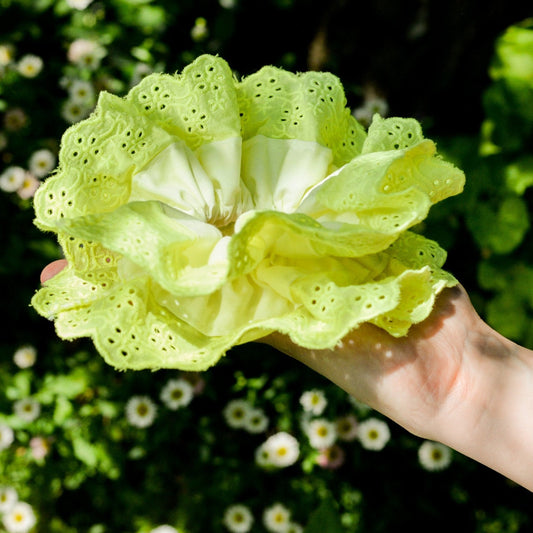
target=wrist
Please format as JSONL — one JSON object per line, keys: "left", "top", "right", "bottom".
{"left": 433, "top": 321, "right": 533, "bottom": 490}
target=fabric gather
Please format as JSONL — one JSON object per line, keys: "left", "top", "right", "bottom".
{"left": 31, "top": 54, "right": 465, "bottom": 371}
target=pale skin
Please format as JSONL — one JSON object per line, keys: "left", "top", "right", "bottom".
{"left": 41, "top": 259, "right": 533, "bottom": 491}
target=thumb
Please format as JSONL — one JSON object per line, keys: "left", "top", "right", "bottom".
{"left": 40, "top": 259, "right": 68, "bottom": 284}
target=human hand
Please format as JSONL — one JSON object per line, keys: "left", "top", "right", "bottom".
{"left": 39, "top": 260, "right": 533, "bottom": 489}
{"left": 39, "top": 259, "right": 474, "bottom": 437}
{"left": 262, "top": 285, "right": 480, "bottom": 440}
{"left": 263, "top": 285, "right": 533, "bottom": 491}
{"left": 35, "top": 261, "right": 501, "bottom": 443}
{"left": 40, "top": 259, "right": 68, "bottom": 284}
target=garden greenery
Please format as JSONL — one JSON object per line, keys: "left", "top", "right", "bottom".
{"left": 1, "top": 1, "right": 533, "bottom": 532}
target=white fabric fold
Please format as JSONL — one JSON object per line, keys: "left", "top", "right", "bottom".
{"left": 242, "top": 135, "right": 333, "bottom": 212}
{"left": 130, "top": 137, "right": 248, "bottom": 224}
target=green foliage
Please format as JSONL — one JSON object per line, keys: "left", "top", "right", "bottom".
{"left": 481, "top": 19, "right": 533, "bottom": 155}
{"left": 467, "top": 196, "right": 530, "bottom": 254}
{"left": 1, "top": 2, "right": 533, "bottom": 533}
{"left": 304, "top": 496, "right": 344, "bottom": 533}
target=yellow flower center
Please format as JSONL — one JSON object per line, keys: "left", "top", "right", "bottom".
{"left": 431, "top": 450, "right": 442, "bottom": 461}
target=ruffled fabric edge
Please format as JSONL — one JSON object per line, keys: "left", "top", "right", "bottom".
{"left": 30, "top": 55, "right": 465, "bottom": 371}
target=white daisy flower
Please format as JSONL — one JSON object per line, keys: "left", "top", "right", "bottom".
{"left": 242, "top": 407, "right": 269, "bottom": 434}
{"left": 3, "top": 108, "right": 27, "bottom": 131}
{"left": 305, "top": 418, "right": 337, "bottom": 450}
{"left": 263, "top": 503, "right": 291, "bottom": 533}
{"left": 2, "top": 501, "right": 36, "bottom": 533}
{"left": 418, "top": 440, "right": 452, "bottom": 471}
{"left": 335, "top": 414, "right": 359, "bottom": 442}
{"left": 68, "top": 79, "right": 95, "bottom": 104}
{"left": 17, "top": 173, "right": 40, "bottom": 200}
{"left": 160, "top": 378, "right": 194, "bottom": 410}
{"left": 0, "top": 424, "right": 14, "bottom": 450}
{"left": 316, "top": 444, "right": 345, "bottom": 470}
{"left": 353, "top": 96, "right": 389, "bottom": 127}
{"left": 61, "top": 100, "right": 92, "bottom": 124}
{"left": 255, "top": 442, "right": 272, "bottom": 468}
{"left": 13, "top": 345, "right": 37, "bottom": 369}
{"left": 17, "top": 54, "right": 43, "bottom": 78}
{"left": 219, "top": 0, "right": 236, "bottom": 8}
{"left": 66, "top": 0, "right": 94, "bottom": 9}
{"left": 76, "top": 46, "right": 106, "bottom": 70}
{"left": 149, "top": 526, "right": 179, "bottom": 533}
{"left": 67, "top": 39, "right": 106, "bottom": 69}
{"left": 191, "top": 17, "right": 209, "bottom": 42}
{"left": 30, "top": 436, "right": 50, "bottom": 460}
{"left": 125, "top": 396, "right": 157, "bottom": 428}
{"left": 357, "top": 418, "right": 390, "bottom": 451}
{"left": 29, "top": 148, "right": 56, "bottom": 178}
{"left": 223, "top": 504, "right": 254, "bottom": 533}
{"left": 299, "top": 389, "right": 327, "bottom": 416}
{"left": 13, "top": 398, "right": 41, "bottom": 423}
{"left": 0, "top": 487, "right": 18, "bottom": 513}
{"left": 223, "top": 399, "right": 252, "bottom": 429}
{"left": 131, "top": 63, "right": 154, "bottom": 87}
{"left": 287, "top": 523, "right": 304, "bottom": 533}
{"left": 0, "top": 44, "right": 14, "bottom": 66}
{"left": 67, "top": 39, "right": 96, "bottom": 63}
{"left": 0, "top": 166, "right": 25, "bottom": 192}
{"left": 259, "top": 431, "right": 299, "bottom": 468}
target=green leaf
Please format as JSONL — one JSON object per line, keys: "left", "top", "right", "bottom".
{"left": 5, "top": 371, "right": 32, "bottom": 400}
{"left": 490, "top": 22, "right": 533, "bottom": 83}
{"left": 505, "top": 157, "right": 533, "bottom": 195}
{"left": 95, "top": 400, "right": 119, "bottom": 419}
{"left": 54, "top": 396, "right": 73, "bottom": 425}
{"left": 477, "top": 259, "right": 510, "bottom": 291}
{"left": 117, "top": 0, "right": 154, "bottom": 5}
{"left": 31, "top": 0, "right": 54, "bottom": 11}
{"left": 72, "top": 435, "right": 98, "bottom": 468}
{"left": 304, "top": 496, "right": 344, "bottom": 533}
{"left": 510, "top": 265, "right": 533, "bottom": 308}
{"left": 482, "top": 81, "right": 533, "bottom": 153}
{"left": 486, "top": 293, "right": 528, "bottom": 340}
{"left": 115, "top": 2, "right": 166, "bottom": 32}
{"left": 39, "top": 368, "right": 89, "bottom": 400}
{"left": 467, "top": 196, "right": 530, "bottom": 254}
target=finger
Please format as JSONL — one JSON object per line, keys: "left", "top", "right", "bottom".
{"left": 40, "top": 259, "right": 68, "bottom": 284}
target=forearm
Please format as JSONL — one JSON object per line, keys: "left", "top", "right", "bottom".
{"left": 435, "top": 325, "right": 533, "bottom": 491}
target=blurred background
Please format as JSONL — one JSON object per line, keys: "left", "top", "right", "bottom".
{"left": 1, "top": 1, "right": 533, "bottom": 532}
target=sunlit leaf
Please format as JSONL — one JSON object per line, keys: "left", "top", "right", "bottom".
{"left": 466, "top": 196, "right": 530, "bottom": 254}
